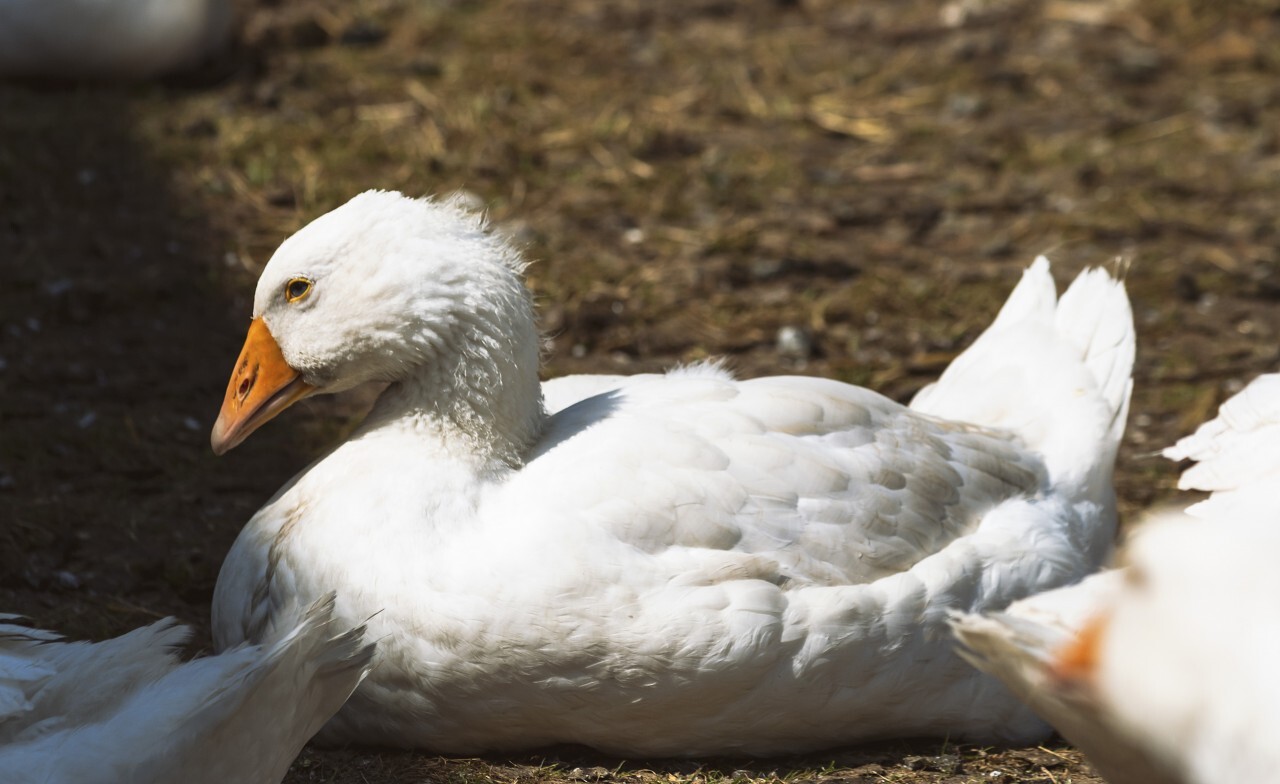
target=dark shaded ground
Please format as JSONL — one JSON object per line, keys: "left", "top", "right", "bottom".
{"left": 1, "top": 0, "right": 1277, "bottom": 781}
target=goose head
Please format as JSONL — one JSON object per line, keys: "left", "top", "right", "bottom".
{"left": 211, "top": 191, "right": 543, "bottom": 460}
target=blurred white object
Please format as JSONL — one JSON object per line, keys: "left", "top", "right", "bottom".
{"left": 1164, "top": 373, "right": 1280, "bottom": 520}
{"left": 0, "top": 0, "right": 232, "bottom": 80}
{"left": 0, "top": 595, "right": 373, "bottom": 784}
{"left": 953, "top": 373, "right": 1280, "bottom": 784}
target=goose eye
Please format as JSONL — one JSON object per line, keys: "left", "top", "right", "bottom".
{"left": 285, "top": 278, "right": 313, "bottom": 303}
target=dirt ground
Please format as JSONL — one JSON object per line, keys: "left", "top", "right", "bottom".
{"left": 1, "top": 0, "right": 1277, "bottom": 782}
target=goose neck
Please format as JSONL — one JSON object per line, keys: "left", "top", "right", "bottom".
{"left": 359, "top": 348, "right": 546, "bottom": 472}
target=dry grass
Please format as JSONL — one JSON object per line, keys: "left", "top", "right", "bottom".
{"left": 1, "top": 0, "right": 1278, "bottom": 781}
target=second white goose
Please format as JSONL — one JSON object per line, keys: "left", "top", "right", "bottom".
{"left": 953, "top": 372, "right": 1280, "bottom": 784}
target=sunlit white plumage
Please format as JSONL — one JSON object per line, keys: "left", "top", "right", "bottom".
{"left": 952, "top": 372, "right": 1280, "bottom": 784}
{"left": 210, "top": 190, "right": 1135, "bottom": 756}
{"left": 0, "top": 0, "right": 231, "bottom": 80}
{"left": 0, "top": 595, "right": 373, "bottom": 784}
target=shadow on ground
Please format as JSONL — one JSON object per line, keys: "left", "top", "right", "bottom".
{"left": 0, "top": 77, "right": 318, "bottom": 640}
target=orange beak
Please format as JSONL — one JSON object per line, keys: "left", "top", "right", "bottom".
{"left": 1051, "top": 612, "right": 1108, "bottom": 683}
{"left": 211, "top": 317, "right": 315, "bottom": 455}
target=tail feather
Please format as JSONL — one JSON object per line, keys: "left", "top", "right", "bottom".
{"left": 912, "top": 256, "right": 1135, "bottom": 496}
{"left": 1055, "top": 265, "right": 1136, "bottom": 449}
{"left": 985, "top": 255, "right": 1059, "bottom": 330}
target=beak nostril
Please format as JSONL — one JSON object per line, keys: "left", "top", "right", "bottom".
{"left": 237, "top": 377, "right": 252, "bottom": 400}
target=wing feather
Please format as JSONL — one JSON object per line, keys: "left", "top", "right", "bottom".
{"left": 505, "top": 373, "right": 1047, "bottom": 586}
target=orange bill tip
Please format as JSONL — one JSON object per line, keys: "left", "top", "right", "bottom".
{"left": 210, "top": 317, "right": 314, "bottom": 455}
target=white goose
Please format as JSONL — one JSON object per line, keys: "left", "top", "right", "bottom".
{"left": 209, "top": 190, "right": 1135, "bottom": 756}
{"left": 0, "top": 595, "right": 373, "bottom": 784}
{"left": 953, "top": 373, "right": 1280, "bottom": 784}
{"left": 0, "top": 0, "right": 231, "bottom": 80}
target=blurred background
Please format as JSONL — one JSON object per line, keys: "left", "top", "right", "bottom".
{"left": 1, "top": 1, "right": 1277, "bottom": 781}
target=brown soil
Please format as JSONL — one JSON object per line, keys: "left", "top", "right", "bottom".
{"left": 1, "top": 0, "right": 1276, "bottom": 781}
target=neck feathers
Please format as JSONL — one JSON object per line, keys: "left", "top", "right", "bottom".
{"left": 362, "top": 284, "right": 546, "bottom": 471}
